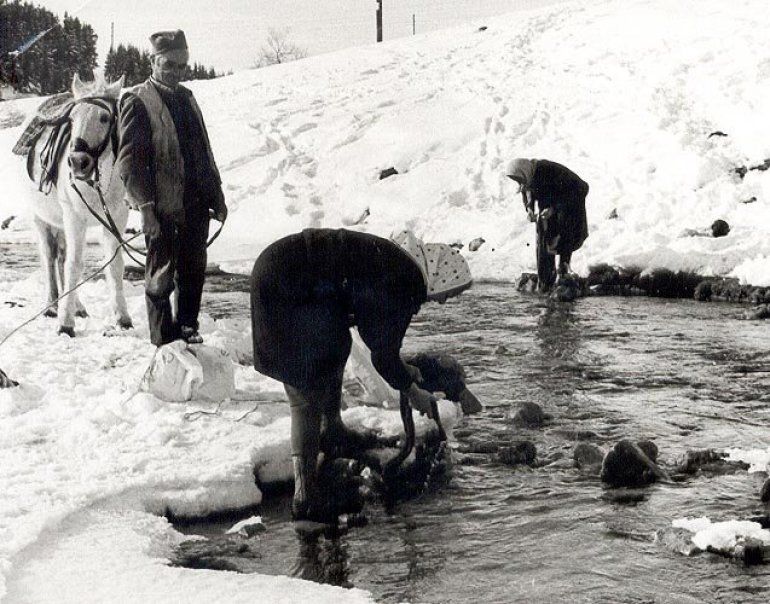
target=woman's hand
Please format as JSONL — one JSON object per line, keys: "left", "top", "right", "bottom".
{"left": 405, "top": 382, "right": 436, "bottom": 417}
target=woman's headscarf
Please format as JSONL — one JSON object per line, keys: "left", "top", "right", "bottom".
{"left": 505, "top": 158, "right": 537, "bottom": 190}
{"left": 391, "top": 230, "right": 472, "bottom": 301}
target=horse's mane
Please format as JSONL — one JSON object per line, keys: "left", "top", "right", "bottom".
{"left": 72, "top": 75, "right": 123, "bottom": 101}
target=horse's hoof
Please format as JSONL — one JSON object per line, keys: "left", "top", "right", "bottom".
{"left": 57, "top": 326, "right": 76, "bottom": 337}
{"left": 75, "top": 309, "right": 89, "bottom": 318}
{"left": 118, "top": 318, "right": 133, "bottom": 330}
{"left": 44, "top": 308, "right": 58, "bottom": 318}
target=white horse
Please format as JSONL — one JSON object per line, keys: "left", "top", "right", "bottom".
{"left": 28, "top": 74, "right": 133, "bottom": 336}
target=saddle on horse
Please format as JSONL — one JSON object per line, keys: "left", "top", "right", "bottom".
{"left": 12, "top": 92, "right": 74, "bottom": 193}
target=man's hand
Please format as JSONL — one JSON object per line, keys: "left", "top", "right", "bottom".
{"left": 527, "top": 208, "right": 536, "bottom": 223}
{"left": 405, "top": 382, "right": 436, "bottom": 417}
{"left": 540, "top": 207, "right": 554, "bottom": 220}
{"left": 140, "top": 204, "right": 161, "bottom": 239}
{"left": 211, "top": 205, "right": 228, "bottom": 223}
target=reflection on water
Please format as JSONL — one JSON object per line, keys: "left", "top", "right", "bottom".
{"left": 175, "top": 282, "right": 770, "bottom": 602}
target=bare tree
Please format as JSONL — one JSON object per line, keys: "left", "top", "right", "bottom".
{"left": 255, "top": 28, "right": 307, "bottom": 68}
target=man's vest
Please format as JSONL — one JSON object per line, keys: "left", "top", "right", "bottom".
{"left": 122, "top": 80, "right": 221, "bottom": 224}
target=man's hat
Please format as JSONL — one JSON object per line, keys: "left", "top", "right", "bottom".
{"left": 149, "top": 30, "right": 188, "bottom": 54}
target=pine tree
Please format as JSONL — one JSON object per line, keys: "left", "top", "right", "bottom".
{"left": 0, "top": 0, "right": 98, "bottom": 94}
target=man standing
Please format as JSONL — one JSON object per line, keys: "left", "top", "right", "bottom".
{"left": 116, "top": 30, "right": 227, "bottom": 346}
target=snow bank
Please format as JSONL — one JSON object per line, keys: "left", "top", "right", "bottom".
{"left": 0, "top": 274, "right": 458, "bottom": 601}
{"left": 4, "top": 0, "right": 770, "bottom": 284}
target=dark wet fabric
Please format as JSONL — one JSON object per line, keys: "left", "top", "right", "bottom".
{"left": 529, "top": 159, "right": 589, "bottom": 256}
{"left": 250, "top": 228, "right": 427, "bottom": 392}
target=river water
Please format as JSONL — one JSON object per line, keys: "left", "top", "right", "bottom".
{"left": 3, "top": 239, "right": 769, "bottom": 601}
{"left": 171, "top": 281, "right": 770, "bottom": 604}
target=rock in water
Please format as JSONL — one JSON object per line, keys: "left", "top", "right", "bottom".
{"left": 574, "top": 443, "right": 604, "bottom": 472}
{"left": 637, "top": 439, "right": 659, "bottom": 463}
{"left": 225, "top": 516, "right": 267, "bottom": 538}
{"left": 512, "top": 401, "right": 548, "bottom": 428}
{"left": 498, "top": 441, "right": 537, "bottom": 466}
{"left": 674, "top": 449, "right": 749, "bottom": 475}
{"left": 551, "top": 275, "right": 580, "bottom": 302}
{"left": 655, "top": 528, "right": 702, "bottom": 557}
{"left": 601, "top": 439, "right": 663, "bottom": 487}
{"left": 761, "top": 478, "right": 770, "bottom": 503}
{"left": 517, "top": 273, "right": 538, "bottom": 293}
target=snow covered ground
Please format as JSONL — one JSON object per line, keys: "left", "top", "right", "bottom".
{"left": 2, "top": 0, "right": 770, "bottom": 601}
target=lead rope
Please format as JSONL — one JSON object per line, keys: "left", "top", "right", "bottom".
{"left": 0, "top": 231, "right": 144, "bottom": 351}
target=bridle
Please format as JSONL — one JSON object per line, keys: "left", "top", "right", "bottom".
{"left": 67, "top": 94, "right": 224, "bottom": 268}
{"left": 67, "top": 95, "right": 119, "bottom": 183}
{"left": 68, "top": 95, "right": 149, "bottom": 265}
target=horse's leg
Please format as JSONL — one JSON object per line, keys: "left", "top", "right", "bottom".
{"left": 101, "top": 220, "right": 132, "bottom": 330}
{"left": 33, "top": 216, "right": 60, "bottom": 317}
{"left": 58, "top": 208, "right": 88, "bottom": 336}
{"left": 55, "top": 232, "right": 87, "bottom": 318}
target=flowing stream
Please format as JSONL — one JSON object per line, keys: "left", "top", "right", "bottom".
{"left": 3, "top": 239, "right": 769, "bottom": 601}
{"left": 176, "top": 281, "right": 770, "bottom": 604}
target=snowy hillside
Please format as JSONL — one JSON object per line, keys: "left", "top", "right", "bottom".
{"left": 2, "top": 0, "right": 770, "bottom": 602}
{"left": 4, "top": 0, "right": 770, "bottom": 283}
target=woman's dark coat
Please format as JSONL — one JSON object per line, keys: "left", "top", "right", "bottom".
{"left": 250, "top": 228, "right": 427, "bottom": 392}
{"left": 529, "top": 160, "right": 589, "bottom": 255}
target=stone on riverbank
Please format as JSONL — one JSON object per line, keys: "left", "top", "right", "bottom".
{"left": 747, "top": 304, "right": 770, "bottom": 320}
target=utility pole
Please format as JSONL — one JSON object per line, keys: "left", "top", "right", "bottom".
{"left": 412, "top": 13, "right": 415, "bottom": 35}
{"left": 376, "top": 0, "right": 383, "bottom": 42}
{"left": 110, "top": 21, "right": 114, "bottom": 52}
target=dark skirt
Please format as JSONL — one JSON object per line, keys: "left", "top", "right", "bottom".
{"left": 544, "top": 193, "right": 588, "bottom": 256}
{"left": 250, "top": 234, "right": 352, "bottom": 391}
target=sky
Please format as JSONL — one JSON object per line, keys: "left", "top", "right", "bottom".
{"left": 34, "top": 0, "right": 570, "bottom": 71}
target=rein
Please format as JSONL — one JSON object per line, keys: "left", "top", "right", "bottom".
{"left": 69, "top": 96, "right": 119, "bottom": 183}
{"left": 67, "top": 93, "right": 224, "bottom": 269}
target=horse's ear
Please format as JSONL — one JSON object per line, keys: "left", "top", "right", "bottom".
{"left": 71, "top": 72, "right": 87, "bottom": 98}
{"left": 104, "top": 75, "right": 125, "bottom": 98}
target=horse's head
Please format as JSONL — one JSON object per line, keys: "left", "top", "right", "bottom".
{"left": 67, "top": 73, "right": 125, "bottom": 181}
